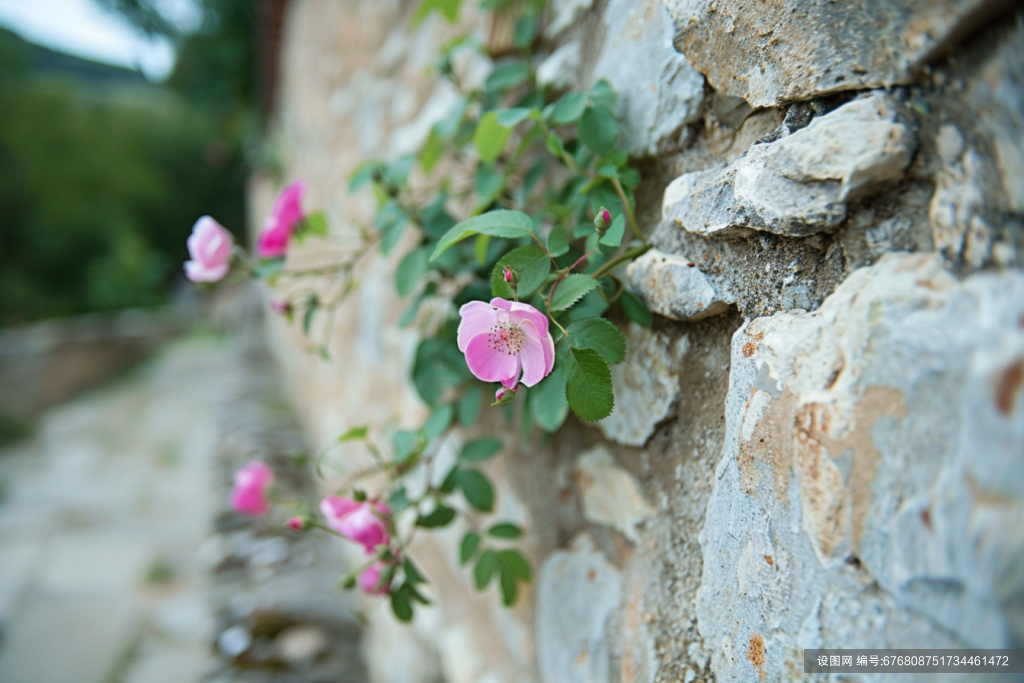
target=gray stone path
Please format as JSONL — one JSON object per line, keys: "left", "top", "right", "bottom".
{"left": 0, "top": 333, "right": 238, "bottom": 683}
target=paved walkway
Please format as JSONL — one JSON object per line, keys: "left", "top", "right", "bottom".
{"left": 0, "top": 333, "right": 239, "bottom": 683}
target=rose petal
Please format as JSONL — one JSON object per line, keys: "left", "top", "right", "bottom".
{"left": 457, "top": 301, "right": 500, "bottom": 352}
{"left": 464, "top": 333, "right": 518, "bottom": 383}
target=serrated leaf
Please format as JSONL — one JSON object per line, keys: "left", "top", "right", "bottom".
{"left": 550, "top": 274, "right": 599, "bottom": 311}
{"left": 458, "top": 469, "right": 495, "bottom": 512}
{"left": 391, "top": 590, "right": 413, "bottom": 621}
{"left": 337, "top": 425, "right": 368, "bottom": 442}
{"left": 579, "top": 106, "right": 618, "bottom": 157}
{"left": 491, "top": 245, "right": 551, "bottom": 299}
{"left": 530, "top": 367, "right": 569, "bottom": 432}
{"left": 460, "top": 531, "right": 481, "bottom": 565}
{"left": 567, "top": 318, "right": 626, "bottom": 364}
{"left": 396, "top": 246, "right": 430, "bottom": 297}
{"left": 552, "top": 91, "right": 588, "bottom": 123}
{"left": 389, "top": 487, "right": 411, "bottom": 512}
{"left": 620, "top": 289, "right": 653, "bottom": 327}
{"left": 416, "top": 505, "right": 457, "bottom": 528}
{"left": 487, "top": 523, "right": 522, "bottom": 539}
{"left": 438, "top": 465, "right": 459, "bottom": 494}
{"left": 599, "top": 214, "right": 625, "bottom": 247}
{"left": 474, "top": 549, "right": 497, "bottom": 589}
{"left": 430, "top": 210, "right": 534, "bottom": 261}
{"left": 499, "top": 569, "right": 518, "bottom": 606}
{"left": 589, "top": 79, "right": 616, "bottom": 112}
{"left": 495, "top": 107, "right": 535, "bottom": 127}
{"left": 393, "top": 430, "right": 421, "bottom": 463}
{"left": 513, "top": 13, "right": 537, "bottom": 48}
{"left": 461, "top": 437, "right": 502, "bottom": 462}
{"left": 496, "top": 549, "right": 532, "bottom": 582}
{"left": 349, "top": 161, "right": 379, "bottom": 192}
{"left": 475, "top": 111, "right": 513, "bottom": 164}
{"left": 546, "top": 226, "right": 569, "bottom": 257}
{"left": 558, "top": 344, "right": 614, "bottom": 421}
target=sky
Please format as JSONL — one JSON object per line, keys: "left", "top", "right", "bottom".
{"left": 0, "top": 0, "right": 198, "bottom": 80}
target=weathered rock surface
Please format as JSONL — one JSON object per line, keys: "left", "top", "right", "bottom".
{"left": 696, "top": 252, "right": 1024, "bottom": 681}
{"left": 591, "top": 0, "right": 705, "bottom": 155}
{"left": 599, "top": 325, "right": 688, "bottom": 447}
{"left": 665, "top": 92, "right": 917, "bottom": 238}
{"left": 664, "top": 0, "right": 1003, "bottom": 107}
{"left": 626, "top": 249, "right": 735, "bottom": 321}
{"left": 574, "top": 446, "right": 654, "bottom": 543}
{"left": 536, "top": 534, "right": 622, "bottom": 683}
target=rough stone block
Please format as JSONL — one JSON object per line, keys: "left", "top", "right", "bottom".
{"left": 696, "top": 252, "right": 1024, "bottom": 681}
{"left": 626, "top": 249, "right": 735, "bottom": 321}
{"left": 664, "top": 0, "right": 1002, "bottom": 107}
{"left": 665, "top": 92, "right": 916, "bottom": 238}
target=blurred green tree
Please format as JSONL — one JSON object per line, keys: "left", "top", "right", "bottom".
{"left": 0, "top": 0, "right": 254, "bottom": 325}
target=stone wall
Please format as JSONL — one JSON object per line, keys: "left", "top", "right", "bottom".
{"left": 254, "top": 1, "right": 1024, "bottom": 681}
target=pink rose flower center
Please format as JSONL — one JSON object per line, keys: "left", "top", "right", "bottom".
{"left": 488, "top": 322, "right": 527, "bottom": 355}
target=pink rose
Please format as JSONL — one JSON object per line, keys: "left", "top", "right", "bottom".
{"left": 272, "top": 180, "right": 307, "bottom": 234}
{"left": 256, "top": 180, "right": 307, "bottom": 259}
{"left": 230, "top": 461, "right": 273, "bottom": 516}
{"left": 320, "top": 496, "right": 391, "bottom": 553}
{"left": 358, "top": 562, "right": 392, "bottom": 595}
{"left": 457, "top": 298, "right": 555, "bottom": 389}
{"left": 184, "top": 216, "right": 233, "bottom": 282}
{"left": 286, "top": 516, "right": 306, "bottom": 531}
{"left": 256, "top": 216, "right": 291, "bottom": 258}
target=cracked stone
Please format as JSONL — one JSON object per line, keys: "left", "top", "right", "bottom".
{"left": 626, "top": 249, "right": 735, "bottom": 321}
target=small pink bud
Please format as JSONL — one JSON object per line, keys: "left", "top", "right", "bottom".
{"left": 270, "top": 299, "right": 292, "bottom": 316}
{"left": 184, "top": 216, "right": 233, "bottom": 283}
{"left": 601, "top": 208, "right": 611, "bottom": 224}
{"left": 594, "top": 206, "right": 613, "bottom": 235}
{"left": 358, "top": 562, "right": 392, "bottom": 595}
{"left": 320, "top": 496, "right": 391, "bottom": 553}
{"left": 230, "top": 461, "right": 274, "bottom": 516}
{"left": 503, "top": 267, "right": 514, "bottom": 283}
{"left": 495, "top": 385, "right": 519, "bottom": 402}
{"left": 287, "top": 516, "right": 306, "bottom": 531}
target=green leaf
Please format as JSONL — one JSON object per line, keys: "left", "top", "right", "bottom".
{"left": 458, "top": 386, "right": 483, "bottom": 428}
{"left": 416, "top": 505, "right": 457, "bottom": 528}
{"left": 487, "top": 523, "right": 522, "bottom": 539}
{"left": 579, "top": 106, "right": 618, "bottom": 156}
{"left": 460, "top": 531, "right": 481, "bottom": 565}
{"left": 461, "top": 437, "right": 502, "bottom": 462}
{"left": 620, "top": 289, "right": 653, "bottom": 327}
{"left": 430, "top": 210, "right": 534, "bottom": 261}
{"left": 458, "top": 469, "right": 495, "bottom": 512}
{"left": 513, "top": 13, "right": 538, "bottom": 48}
{"left": 393, "top": 430, "right": 421, "bottom": 463}
{"left": 303, "top": 300, "right": 318, "bottom": 335}
{"left": 589, "top": 79, "right": 617, "bottom": 112}
{"left": 422, "top": 403, "right": 454, "bottom": 439}
{"left": 599, "top": 214, "right": 625, "bottom": 247}
{"left": 391, "top": 589, "right": 413, "bottom": 621}
{"left": 396, "top": 246, "right": 430, "bottom": 297}
{"left": 337, "top": 425, "right": 368, "bottom": 442}
{"left": 474, "top": 549, "right": 498, "bottom": 590}
{"left": 474, "top": 234, "right": 491, "bottom": 265}
{"left": 495, "top": 107, "right": 535, "bottom": 127}
{"left": 559, "top": 344, "right": 614, "bottom": 421}
{"left": 552, "top": 91, "right": 588, "bottom": 124}
{"left": 302, "top": 211, "right": 328, "bottom": 235}
{"left": 404, "top": 557, "right": 427, "bottom": 584}
{"left": 389, "top": 487, "right": 411, "bottom": 512}
{"left": 474, "top": 111, "right": 513, "bottom": 164}
{"left": 547, "top": 226, "right": 569, "bottom": 257}
{"left": 530, "top": 367, "right": 569, "bottom": 432}
{"left": 491, "top": 245, "right": 551, "bottom": 299}
{"left": 253, "top": 257, "right": 285, "bottom": 281}
{"left": 475, "top": 164, "right": 504, "bottom": 205}
{"left": 567, "top": 318, "right": 626, "bottom": 364}
{"left": 549, "top": 274, "right": 599, "bottom": 311}
{"left": 349, "top": 160, "right": 380, "bottom": 191}
{"left": 496, "top": 549, "right": 532, "bottom": 582}
{"left": 499, "top": 569, "right": 518, "bottom": 606}
{"left": 413, "top": 0, "right": 462, "bottom": 26}
{"left": 421, "top": 128, "right": 445, "bottom": 173}
{"left": 486, "top": 60, "right": 530, "bottom": 91}
{"left": 438, "top": 465, "right": 460, "bottom": 494}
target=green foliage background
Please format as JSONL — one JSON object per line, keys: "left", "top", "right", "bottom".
{"left": 0, "top": 0, "right": 252, "bottom": 325}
